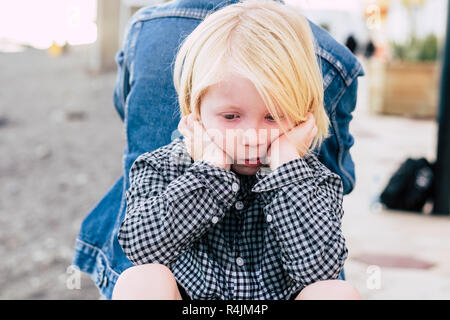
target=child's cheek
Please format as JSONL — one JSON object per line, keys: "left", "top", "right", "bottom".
{"left": 221, "top": 129, "right": 236, "bottom": 158}
{"left": 202, "top": 123, "right": 230, "bottom": 155}
{"left": 207, "top": 120, "right": 237, "bottom": 155}
{"left": 211, "top": 127, "right": 237, "bottom": 160}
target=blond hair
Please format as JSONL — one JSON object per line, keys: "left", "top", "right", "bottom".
{"left": 173, "top": 0, "right": 329, "bottom": 151}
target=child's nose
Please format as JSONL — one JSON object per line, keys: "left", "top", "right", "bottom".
{"left": 241, "top": 128, "right": 263, "bottom": 147}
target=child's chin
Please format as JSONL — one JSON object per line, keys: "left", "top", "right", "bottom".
{"left": 231, "top": 164, "right": 261, "bottom": 175}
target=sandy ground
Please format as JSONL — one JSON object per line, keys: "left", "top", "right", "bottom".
{"left": 0, "top": 45, "right": 121, "bottom": 299}
{"left": 343, "top": 56, "right": 450, "bottom": 300}
{"left": 1, "top": 44, "right": 449, "bottom": 299}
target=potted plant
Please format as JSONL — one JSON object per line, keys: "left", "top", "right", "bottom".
{"left": 369, "top": 0, "right": 441, "bottom": 118}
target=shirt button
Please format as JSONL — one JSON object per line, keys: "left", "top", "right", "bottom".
{"left": 211, "top": 216, "right": 219, "bottom": 224}
{"left": 236, "top": 257, "right": 244, "bottom": 266}
{"left": 235, "top": 201, "right": 244, "bottom": 210}
{"left": 231, "top": 182, "right": 239, "bottom": 192}
{"left": 266, "top": 214, "right": 273, "bottom": 223}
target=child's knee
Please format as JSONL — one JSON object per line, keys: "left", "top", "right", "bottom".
{"left": 112, "top": 263, "right": 179, "bottom": 299}
{"left": 118, "top": 263, "right": 175, "bottom": 282}
{"left": 296, "top": 280, "right": 361, "bottom": 300}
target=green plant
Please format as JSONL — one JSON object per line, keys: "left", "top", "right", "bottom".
{"left": 401, "top": 0, "right": 428, "bottom": 40}
{"left": 391, "top": 33, "right": 439, "bottom": 61}
{"left": 391, "top": 0, "right": 439, "bottom": 62}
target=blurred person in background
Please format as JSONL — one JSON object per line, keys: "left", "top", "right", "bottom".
{"left": 72, "top": 0, "right": 364, "bottom": 299}
{"left": 345, "top": 34, "right": 359, "bottom": 54}
{"left": 364, "top": 39, "right": 376, "bottom": 59}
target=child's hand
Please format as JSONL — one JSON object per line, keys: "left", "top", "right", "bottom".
{"left": 178, "top": 114, "right": 232, "bottom": 170}
{"left": 267, "top": 112, "right": 318, "bottom": 170}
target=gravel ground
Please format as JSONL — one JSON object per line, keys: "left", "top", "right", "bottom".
{"left": 0, "top": 45, "right": 123, "bottom": 299}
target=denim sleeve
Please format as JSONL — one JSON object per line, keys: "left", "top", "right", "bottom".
{"left": 318, "top": 74, "right": 361, "bottom": 196}
{"left": 333, "top": 77, "right": 360, "bottom": 195}
{"left": 118, "top": 156, "right": 240, "bottom": 266}
{"left": 112, "top": 49, "right": 127, "bottom": 121}
{"left": 113, "top": 20, "right": 136, "bottom": 121}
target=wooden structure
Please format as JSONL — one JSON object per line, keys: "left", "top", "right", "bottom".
{"left": 369, "top": 60, "right": 440, "bottom": 118}
{"left": 89, "top": 0, "right": 166, "bottom": 73}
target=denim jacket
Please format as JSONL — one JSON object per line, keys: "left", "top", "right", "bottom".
{"left": 72, "top": 0, "right": 364, "bottom": 299}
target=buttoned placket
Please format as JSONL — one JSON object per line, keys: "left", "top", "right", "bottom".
{"left": 232, "top": 197, "right": 244, "bottom": 259}
{"left": 231, "top": 183, "right": 247, "bottom": 298}
{"left": 235, "top": 200, "right": 244, "bottom": 210}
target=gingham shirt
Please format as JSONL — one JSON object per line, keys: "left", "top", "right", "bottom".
{"left": 118, "top": 138, "right": 348, "bottom": 300}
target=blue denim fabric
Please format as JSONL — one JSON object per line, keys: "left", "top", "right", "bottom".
{"left": 72, "top": 0, "right": 364, "bottom": 299}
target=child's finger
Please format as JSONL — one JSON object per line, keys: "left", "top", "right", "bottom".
{"left": 191, "top": 116, "right": 213, "bottom": 145}
{"left": 289, "top": 115, "right": 315, "bottom": 138}
{"left": 178, "top": 116, "right": 192, "bottom": 139}
{"left": 187, "top": 113, "right": 202, "bottom": 129}
{"left": 302, "top": 112, "right": 315, "bottom": 130}
{"left": 188, "top": 114, "right": 213, "bottom": 160}
{"left": 177, "top": 116, "right": 186, "bottom": 134}
{"left": 178, "top": 115, "right": 187, "bottom": 129}
{"left": 285, "top": 114, "right": 317, "bottom": 154}
{"left": 287, "top": 113, "right": 315, "bottom": 136}
{"left": 311, "top": 125, "right": 318, "bottom": 137}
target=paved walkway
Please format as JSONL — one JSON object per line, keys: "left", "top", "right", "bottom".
{"left": 342, "top": 57, "right": 450, "bottom": 299}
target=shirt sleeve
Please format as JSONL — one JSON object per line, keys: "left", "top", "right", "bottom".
{"left": 118, "top": 155, "right": 240, "bottom": 266}
{"left": 253, "top": 154, "right": 348, "bottom": 288}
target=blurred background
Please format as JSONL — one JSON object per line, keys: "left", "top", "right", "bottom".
{"left": 0, "top": 0, "right": 449, "bottom": 299}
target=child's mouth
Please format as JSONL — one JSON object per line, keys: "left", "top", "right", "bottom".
{"left": 244, "top": 158, "right": 261, "bottom": 166}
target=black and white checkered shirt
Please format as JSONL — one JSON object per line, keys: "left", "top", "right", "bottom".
{"left": 118, "top": 138, "right": 348, "bottom": 300}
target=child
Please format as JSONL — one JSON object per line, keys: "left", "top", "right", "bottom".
{"left": 112, "top": 0, "right": 360, "bottom": 300}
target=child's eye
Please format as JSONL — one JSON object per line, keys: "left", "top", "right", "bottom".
{"left": 223, "top": 114, "right": 239, "bottom": 120}
{"left": 265, "top": 114, "right": 281, "bottom": 122}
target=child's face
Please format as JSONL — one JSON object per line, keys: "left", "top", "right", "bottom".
{"left": 199, "top": 73, "right": 290, "bottom": 175}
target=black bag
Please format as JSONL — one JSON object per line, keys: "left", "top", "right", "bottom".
{"left": 379, "top": 158, "right": 435, "bottom": 212}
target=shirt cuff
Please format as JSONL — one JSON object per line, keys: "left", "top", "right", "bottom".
{"left": 186, "top": 160, "right": 240, "bottom": 207}
{"left": 252, "top": 155, "right": 316, "bottom": 193}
